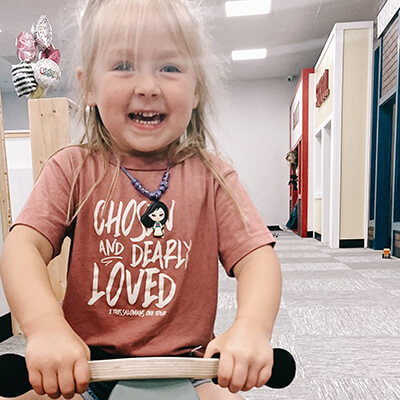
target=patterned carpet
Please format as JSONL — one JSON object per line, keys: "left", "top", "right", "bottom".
{"left": 215, "top": 231, "right": 400, "bottom": 399}
{"left": 1, "top": 231, "right": 400, "bottom": 399}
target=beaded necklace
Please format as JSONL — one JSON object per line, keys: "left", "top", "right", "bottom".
{"left": 120, "top": 164, "right": 170, "bottom": 238}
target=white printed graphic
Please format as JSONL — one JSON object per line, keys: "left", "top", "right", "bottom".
{"left": 88, "top": 199, "right": 189, "bottom": 317}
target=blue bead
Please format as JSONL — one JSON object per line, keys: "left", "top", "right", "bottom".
{"left": 120, "top": 164, "right": 169, "bottom": 201}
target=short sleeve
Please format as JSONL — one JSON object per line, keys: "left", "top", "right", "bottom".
{"left": 12, "top": 149, "right": 76, "bottom": 257}
{"left": 213, "top": 157, "right": 275, "bottom": 276}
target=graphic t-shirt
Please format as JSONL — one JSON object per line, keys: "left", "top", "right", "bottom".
{"left": 14, "top": 146, "right": 275, "bottom": 357}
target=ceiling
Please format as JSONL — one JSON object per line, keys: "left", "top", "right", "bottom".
{"left": 0, "top": 0, "right": 382, "bottom": 94}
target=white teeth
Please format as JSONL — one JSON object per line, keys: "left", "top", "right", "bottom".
{"left": 135, "top": 111, "right": 159, "bottom": 117}
{"left": 143, "top": 112, "right": 158, "bottom": 117}
{"left": 129, "top": 111, "right": 164, "bottom": 125}
{"left": 132, "top": 118, "right": 161, "bottom": 125}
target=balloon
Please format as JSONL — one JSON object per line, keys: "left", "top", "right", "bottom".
{"left": 40, "top": 44, "right": 61, "bottom": 65}
{"left": 12, "top": 15, "right": 61, "bottom": 98}
{"left": 32, "top": 14, "right": 52, "bottom": 50}
{"left": 16, "top": 32, "right": 37, "bottom": 62}
{"left": 11, "top": 62, "right": 37, "bottom": 97}
{"left": 33, "top": 58, "right": 61, "bottom": 89}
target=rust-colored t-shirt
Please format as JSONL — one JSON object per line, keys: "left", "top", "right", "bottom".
{"left": 14, "top": 146, "right": 275, "bottom": 357}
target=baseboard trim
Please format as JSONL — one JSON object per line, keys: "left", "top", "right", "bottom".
{"left": 314, "top": 232, "right": 321, "bottom": 241}
{"left": 267, "top": 225, "right": 282, "bottom": 231}
{"left": 0, "top": 312, "right": 12, "bottom": 342}
{"left": 339, "top": 239, "right": 364, "bottom": 248}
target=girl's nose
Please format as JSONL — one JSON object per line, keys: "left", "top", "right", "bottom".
{"left": 134, "top": 73, "right": 161, "bottom": 98}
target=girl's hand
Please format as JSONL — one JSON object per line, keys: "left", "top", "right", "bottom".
{"left": 204, "top": 318, "right": 273, "bottom": 393}
{"left": 25, "top": 315, "right": 90, "bottom": 399}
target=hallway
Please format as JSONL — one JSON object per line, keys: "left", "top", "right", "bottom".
{"left": 215, "top": 230, "right": 400, "bottom": 399}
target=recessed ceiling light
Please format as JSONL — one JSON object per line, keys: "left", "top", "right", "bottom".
{"left": 231, "top": 48, "right": 267, "bottom": 61}
{"left": 225, "top": 0, "right": 271, "bottom": 17}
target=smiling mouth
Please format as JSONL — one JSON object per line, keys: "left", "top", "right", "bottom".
{"left": 128, "top": 112, "right": 167, "bottom": 125}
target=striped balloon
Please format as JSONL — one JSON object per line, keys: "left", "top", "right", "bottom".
{"left": 11, "top": 62, "right": 37, "bottom": 97}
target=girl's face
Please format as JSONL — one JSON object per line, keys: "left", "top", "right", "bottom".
{"left": 85, "top": 11, "right": 199, "bottom": 157}
{"left": 149, "top": 207, "right": 165, "bottom": 222}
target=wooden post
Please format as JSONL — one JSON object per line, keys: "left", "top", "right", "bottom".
{"left": 28, "top": 97, "right": 71, "bottom": 179}
{"left": 0, "top": 90, "right": 13, "bottom": 240}
{"left": 28, "top": 98, "right": 74, "bottom": 302}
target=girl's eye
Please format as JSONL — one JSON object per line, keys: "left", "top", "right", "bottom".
{"left": 115, "top": 62, "right": 133, "bottom": 72}
{"left": 161, "top": 65, "right": 180, "bottom": 73}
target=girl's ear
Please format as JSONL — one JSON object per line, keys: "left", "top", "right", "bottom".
{"left": 76, "top": 67, "right": 96, "bottom": 106}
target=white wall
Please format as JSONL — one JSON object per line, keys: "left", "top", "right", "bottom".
{"left": 0, "top": 79, "right": 295, "bottom": 234}
{"left": 0, "top": 137, "right": 34, "bottom": 317}
{"left": 2, "top": 78, "right": 298, "bottom": 229}
{"left": 0, "top": 91, "right": 32, "bottom": 316}
{"left": 0, "top": 206, "right": 8, "bottom": 316}
{"left": 216, "top": 78, "right": 297, "bottom": 226}
{"left": 0, "top": 283, "right": 9, "bottom": 316}
{"left": 0, "top": 216, "right": 8, "bottom": 315}
{"left": 2, "top": 91, "right": 30, "bottom": 130}
{"left": 6, "top": 137, "right": 34, "bottom": 221}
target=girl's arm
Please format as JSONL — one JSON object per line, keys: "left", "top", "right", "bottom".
{"left": 204, "top": 244, "right": 282, "bottom": 393}
{"left": 0, "top": 225, "right": 90, "bottom": 397}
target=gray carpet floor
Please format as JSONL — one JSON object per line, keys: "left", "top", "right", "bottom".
{"left": 215, "top": 231, "right": 400, "bottom": 399}
{"left": 1, "top": 230, "right": 400, "bottom": 399}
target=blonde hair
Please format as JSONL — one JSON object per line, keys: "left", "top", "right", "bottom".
{"left": 68, "top": 0, "right": 245, "bottom": 224}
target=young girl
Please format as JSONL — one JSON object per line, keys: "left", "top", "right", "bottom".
{"left": 0, "top": 1, "right": 282, "bottom": 399}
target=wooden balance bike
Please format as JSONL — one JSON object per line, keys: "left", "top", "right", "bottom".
{"left": 0, "top": 348, "right": 295, "bottom": 399}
